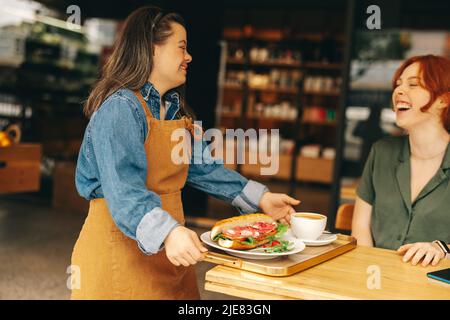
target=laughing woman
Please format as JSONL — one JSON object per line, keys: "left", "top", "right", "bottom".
{"left": 71, "top": 6, "right": 299, "bottom": 299}
{"left": 352, "top": 55, "right": 450, "bottom": 266}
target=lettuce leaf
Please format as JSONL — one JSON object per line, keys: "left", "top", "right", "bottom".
{"left": 276, "top": 223, "right": 288, "bottom": 237}
{"left": 241, "top": 237, "right": 255, "bottom": 245}
{"left": 212, "top": 233, "right": 228, "bottom": 241}
{"left": 213, "top": 223, "right": 289, "bottom": 246}
{"left": 263, "top": 240, "right": 293, "bottom": 253}
{"left": 266, "top": 223, "right": 289, "bottom": 242}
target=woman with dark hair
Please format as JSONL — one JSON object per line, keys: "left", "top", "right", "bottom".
{"left": 71, "top": 6, "right": 299, "bottom": 299}
{"left": 352, "top": 55, "right": 450, "bottom": 267}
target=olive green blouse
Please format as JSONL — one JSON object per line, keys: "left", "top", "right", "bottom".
{"left": 356, "top": 136, "right": 450, "bottom": 250}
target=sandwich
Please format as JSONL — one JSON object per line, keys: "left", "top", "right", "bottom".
{"left": 210, "top": 213, "right": 291, "bottom": 252}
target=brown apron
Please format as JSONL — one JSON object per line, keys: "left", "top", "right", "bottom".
{"left": 71, "top": 91, "right": 200, "bottom": 299}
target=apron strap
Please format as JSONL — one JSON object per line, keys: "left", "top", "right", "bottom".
{"left": 134, "top": 90, "right": 154, "bottom": 120}
{"left": 134, "top": 89, "right": 202, "bottom": 140}
{"left": 134, "top": 90, "right": 153, "bottom": 139}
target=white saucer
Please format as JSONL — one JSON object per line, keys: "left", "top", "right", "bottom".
{"left": 285, "top": 230, "right": 338, "bottom": 246}
{"left": 200, "top": 231, "right": 305, "bottom": 260}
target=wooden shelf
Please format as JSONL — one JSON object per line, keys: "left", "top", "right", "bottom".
{"left": 226, "top": 58, "right": 245, "bottom": 64}
{"left": 222, "top": 84, "right": 340, "bottom": 96}
{"left": 235, "top": 151, "right": 334, "bottom": 184}
{"left": 227, "top": 58, "right": 302, "bottom": 68}
{"left": 221, "top": 112, "right": 241, "bottom": 118}
{"left": 222, "top": 84, "right": 297, "bottom": 94}
{"left": 249, "top": 85, "right": 298, "bottom": 94}
{"left": 222, "top": 84, "right": 298, "bottom": 94}
{"left": 246, "top": 114, "right": 296, "bottom": 122}
{"left": 240, "top": 152, "right": 292, "bottom": 180}
{"left": 296, "top": 156, "right": 333, "bottom": 184}
{"left": 303, "top": 90, "right": 340, "bottom": 96}
{"left": 302, "top": 120, "right": 336, "bottom": 126}
{"left": 221, "top": 83, "right": 243, "bottom": 90}
{"left": 221, "top": 113, "right": 336, "bottom": 126}
{"left": 252, "top": 60, "right": 302, "bottom": 68}
{"left": 303, "top": 62, "right": 343, "bottom": 70}
{"left": 223, "top": 28, "right": 284, "bottom": 41}
{"left": 223, "top": 28, "right": 345, "bottom": 43}
{"left": 226, "top": 58, "right": 341, "bottom": 70}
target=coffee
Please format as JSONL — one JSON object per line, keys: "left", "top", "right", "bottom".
{"left": 291, "top": 212, "right": 327, "bottom": 240}
{"left": 293, "top": 213, "right": 324, "bottom": 220}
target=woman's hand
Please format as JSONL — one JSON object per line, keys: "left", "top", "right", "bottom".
{"left": 259, "top": 192, "right": 300, "bottom": 225}
{"left": 164, "top": 226, "right": 208, "bottom": 267}
{"left": 397, "top": 242, "right": 445, "bottom": 267}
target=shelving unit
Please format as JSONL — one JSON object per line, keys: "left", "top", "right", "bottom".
{"left": 216, "top": 26, "right": 345, "bottom": 185}
{"left": 0, "top": 20, "right": 99, "bottom": 159}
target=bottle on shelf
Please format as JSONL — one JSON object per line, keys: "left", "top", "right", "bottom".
{"left": 251, "top": 101, "right": 297, "bottom": 121}
{"left": 303, "top": 75, "right": 342, "bottom": 94}
{"left": 302, "top": 106, "right": 336, "bottom": 124}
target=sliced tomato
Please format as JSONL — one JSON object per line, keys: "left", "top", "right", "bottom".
{"left": 251, "top": 222, "right": 277, "bottom": 233}
{"left": 223, "top": 222, "right": 277, "bottom": 241}
{"left": 223, "top": 226, "right": 257, "bottom": 240}
{"left": 262, "top": 240, "right": 280, "bottom": 248}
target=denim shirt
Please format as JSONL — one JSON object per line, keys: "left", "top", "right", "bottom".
{"left": 75, "top": 82, "right": 269, "bottom": 255}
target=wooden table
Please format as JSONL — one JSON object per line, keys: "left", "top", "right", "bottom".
{"left": 205, "top": 246, "right": 450, "bottom": 300}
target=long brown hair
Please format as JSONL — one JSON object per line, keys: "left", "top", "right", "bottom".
{"left": 84, "top": 6, "right": 193, "bottom": 118}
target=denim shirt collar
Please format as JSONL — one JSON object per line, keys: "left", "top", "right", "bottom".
{"left": 140, "top": 82, "right": 180, "bottom": 120}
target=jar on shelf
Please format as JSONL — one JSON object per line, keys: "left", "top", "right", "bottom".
{"left": 254, "top": 102, "right": 264, "bottom": 115}
{"left": 235, "top": 49, "right": 244, "bottom": 60}
{"left": 322, "top": 148, "right": 336, "bottom": 159}
{"left": 291, "top": 71, "right": 302, "bottom": 87}
{"left": 323, "top": 77, "right": 334, "bottom": 92}
{"left": 269, "top": 69, "right": 281, "bottom": 86}
{"left": 249, "top": 47, "right": 259, "bottom": 61}
{"left": 257, "top": 48, "right": 269, "bottom": 62}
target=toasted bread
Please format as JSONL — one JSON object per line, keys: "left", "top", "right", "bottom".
{"left": 210, "top": 213, "right": 274, "bottom": 240}
{"left": 217, "top": 237, "right": 272, "bottom": 250}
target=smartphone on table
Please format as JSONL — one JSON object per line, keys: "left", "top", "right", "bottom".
{"left": 427, "top": 268, "right": 450, "bottom": 285}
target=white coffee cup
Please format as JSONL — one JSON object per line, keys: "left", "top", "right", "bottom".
{"left": 291, "top": 212, "right": 327, "bottom": 240}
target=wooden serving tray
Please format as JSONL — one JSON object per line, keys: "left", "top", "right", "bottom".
{"left": 203, "top": 234, "right": 357, "bottom": 277}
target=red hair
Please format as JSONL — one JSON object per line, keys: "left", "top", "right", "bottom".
{"left": 393, "top": 55, "right": 450, "bottom": 133}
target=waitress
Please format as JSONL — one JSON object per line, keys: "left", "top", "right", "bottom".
{"left": 71, "top": 6, "right": 300, "bottom": 299}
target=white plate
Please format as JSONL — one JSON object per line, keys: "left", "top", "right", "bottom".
{"left": 285, "top": 230, "right": 338, "bottom": 246}
{"left": 200, "top": 231, "right": 305, "bottom": 260}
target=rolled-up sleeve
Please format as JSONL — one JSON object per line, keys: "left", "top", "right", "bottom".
{"left": 90, "top": 96, "right": 179, "bottom": 255}
{"left": 356, "top": 145, "right": 376, "bottom": 205}
{"left": 186, "top": 140, "right": 269, "bottom": 214}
